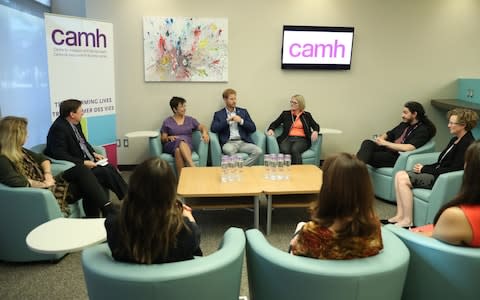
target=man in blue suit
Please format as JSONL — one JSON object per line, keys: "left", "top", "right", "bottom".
{"left": 211, "top": 88, "right": 262, "bottom": 166}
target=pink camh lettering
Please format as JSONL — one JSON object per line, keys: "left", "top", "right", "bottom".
{"left": 289, "top": 40, "right": 345, "bottom": 58}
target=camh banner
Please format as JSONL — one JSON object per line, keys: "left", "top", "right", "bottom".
{"left": 44, "top": 13, "right": 118, "bottom": 165}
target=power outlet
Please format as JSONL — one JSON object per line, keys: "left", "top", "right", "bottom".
{"left": 123, "top": 138, "right": 129, "bottom": 147}
{"left": 116, "top": 139, "right": 121, "bottom": 147}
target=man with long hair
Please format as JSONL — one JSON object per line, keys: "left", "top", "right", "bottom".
{"left": 356, "top": 101, "right": 436, "bottom": 168}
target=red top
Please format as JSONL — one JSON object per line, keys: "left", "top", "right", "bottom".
{"left": 460, "top": 204, "right": 480, "bottom": 247}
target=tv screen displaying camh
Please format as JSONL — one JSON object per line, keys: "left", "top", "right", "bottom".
{"left": 281, "top": 25, "right": 355, "bottom": 70}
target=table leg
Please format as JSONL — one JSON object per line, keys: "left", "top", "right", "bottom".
{"left": 254, "top": 195, "right": 259, "bottom": 229}
{"left": 267, "top": 194, "right": 272, "bottom": 235}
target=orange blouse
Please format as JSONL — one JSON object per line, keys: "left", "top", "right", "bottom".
{"left": 290, "top": 221, "right": 383, "bottom": 259}
{"left": 288, "top": 112, "right": 306, "bottom": 137}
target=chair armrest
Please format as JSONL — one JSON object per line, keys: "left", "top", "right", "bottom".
{"left": 193, "top": 131, "right": 208, "bottom": 167}
{"left": 310, "top": 134, "right": 323, "bottom": 166}
{"left": 92, "top": 145, "right": 106, "bottom": 156}
{"left": 392, "top": 140, "right": 435, "bottom": 177}
{"left": 425, "top": 170, "right": 464, "bottom": 222}
{"left": 266, "top": 133, "right": 280, "bottom": 154}
{"left": 209, "top": 131, "right": 222, "bottom": 166}
{"left": 148, "top": 132, "right": 163, "bottom": 157}
{"left": 406, "top": 152, "right": 440, "bottom": 170}
{"left": 251, "top": 131, "right": 265, "bottom": 164}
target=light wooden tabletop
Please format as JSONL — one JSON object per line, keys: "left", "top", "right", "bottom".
{"left": 177, "top": 166, "right": 264, "bottom": 197}
{"left": 262, "top": 164, "right": 322, "bottom": 195}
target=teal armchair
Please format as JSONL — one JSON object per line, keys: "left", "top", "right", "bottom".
{"left": 149, "top": 130, "right": 208, "bottom": 175}
{"left": 209, "top": 130, "right": 265, "bottom": 166}
{"left": 386, "top": 225, "right": 480, "bottom": 300}
{"left": 0, "top": 161, "right": 84, "bottom": 262}
{"left": 266, "top": 127, "right": 322, "bottom": 166}
{"left": 368, "top": 139, "right": 435, "bottom": 203}
{"left": 405, "top": 152, "right": 464, "bottom": 226}
{"left": 245, "top": 228, "right": 409, "bottom": 300}
{"left": 82, "top": 227, "right": 245, "bottom": 300}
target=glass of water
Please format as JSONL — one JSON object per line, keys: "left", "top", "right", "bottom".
{"left": 284, "top": 154, "right": 291, "bottom": 180}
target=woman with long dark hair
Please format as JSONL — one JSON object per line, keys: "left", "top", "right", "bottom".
{"left": 413, "top": 141, "right": 480, "bottom": 247}
{"left": 290, "top": 153, "right": 383, "bottom": 259}
{"left": 105, "top": 157, "right": 202, "bottom": 263}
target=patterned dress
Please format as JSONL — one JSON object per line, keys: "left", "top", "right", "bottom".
{"left": 161, "top": 116, "right": 200, "bottom": 155}
{"left": 290, "top": 221, "right": 383, "bottom": 259}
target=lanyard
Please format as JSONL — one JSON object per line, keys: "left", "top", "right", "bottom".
{"left": 402, "top": 123, "right": 420, "bottom": 143}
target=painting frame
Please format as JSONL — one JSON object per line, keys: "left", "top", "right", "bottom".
{"left": 143, "top": 16, "right": 228, "bottom": 82}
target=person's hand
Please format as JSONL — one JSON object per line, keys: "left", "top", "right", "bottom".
{"left": 202, "top": 132, "right": 210, "bottom": 143}
{"left": 413, "top": 163, "right": 423, "bottom": 173}
{"left": 375, "top": 136, "right": 388, "bottom": 146}
{"left": 311, "top": 131, "right": 319, "bottom": 142}
{"left": 43, "top": 172, "right": 55, "bottom": 186}
{"left": 230, "top": 115, "right": 242, "bottom": 123}
{"left": 182, "top": 206, "right": 195, "bottom": 222}
{"left": 267, "top": 129, "right": 275, "bottom": 136}
{"left": 93, "top": 152, "right": 105, "bottom": 161}
{"left": 167, "top": 135, "right": 177, "bottom": 142}
{"left": 84, "top": 160, "right": 96, "bottom": 169}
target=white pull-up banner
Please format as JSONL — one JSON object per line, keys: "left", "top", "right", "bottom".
{"left": 44, "top": 13, "right": 118, "bottom": 165}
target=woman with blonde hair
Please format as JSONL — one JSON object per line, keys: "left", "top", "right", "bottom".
{"left": 267, "top": 94, "right": 320, "bottom": 164}
{"left": 290, "top": 153, "right": 383, "bottom": 259}
{"left": 0, "top": 116, "right": 113, "bottom": 217}
{"left": 105, "top": 157, "right": 202, "bottom": 263}
{"left": 386, "top": 108, "right": 478, "bottom": 227}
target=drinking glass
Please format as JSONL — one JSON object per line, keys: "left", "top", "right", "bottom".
{"left": 284, "top": 154, "right": 291, "bottom": 180}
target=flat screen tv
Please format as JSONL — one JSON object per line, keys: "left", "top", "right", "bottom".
{"left": 281, "top": 25, "right": 354, "bottom": 70}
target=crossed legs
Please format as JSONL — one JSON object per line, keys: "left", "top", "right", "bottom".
{"left": 174, "top": 141, "right": 196, "bottom": 174}
{"left": 390, "top": 170, "right": 414, "bottom": 227}
{"left": 223, "top": 140, "right": 262, "bottom": 166}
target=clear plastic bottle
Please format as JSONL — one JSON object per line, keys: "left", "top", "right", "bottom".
{"left": 264, "top": 154, "right": 271, "bottom": 179}
{"left": 228, "top": 155, "right": 237, "bottom": 181}
{"left": 284, "top": 154, "right": 291, "bottom": 180}
{"left": 269, "top": 154, "right": 278, "bottom": 180}
{"left": 220, "top": 155, "right": 229, "bottom": 183}
{"left": 277, "top": 153, "right": 284, "bottom": 180}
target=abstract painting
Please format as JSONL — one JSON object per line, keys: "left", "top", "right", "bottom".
{"left": 143, "top": 17, "right": 228, "bottom": 82}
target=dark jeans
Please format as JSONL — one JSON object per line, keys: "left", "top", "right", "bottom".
{"left": 280, "top": 136, "right": 309, "bottom": 165}
{"left": 91, "top": 164, "right": 128, "bottom": 200}
{"left": 356, "top": 139, "right": 399, "bottom": 168}
{"left": 62, "top": 165, "right": 110, "bottom": 217}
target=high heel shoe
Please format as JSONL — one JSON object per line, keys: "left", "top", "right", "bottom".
{"left": 380, "top": 219, "right": 394, "bottom": 225}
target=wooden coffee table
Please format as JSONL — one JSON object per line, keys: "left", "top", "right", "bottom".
{"left": 177, "top": 165, "right": 322, "bottom": 233}
{"left": 177, "top": 167, "right": 264, "bottom": 228}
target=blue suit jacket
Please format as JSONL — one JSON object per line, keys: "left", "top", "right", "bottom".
{"left": 210, "top": 107, "right": 257, "bottom": 146}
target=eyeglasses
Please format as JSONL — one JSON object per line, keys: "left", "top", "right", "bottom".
{"left": 448, "top": 121, "right": 461, "bottom": 125}
{"left": 290, "top": 101, "right": 298, "bottom": 105}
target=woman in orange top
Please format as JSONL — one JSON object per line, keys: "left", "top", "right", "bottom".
{"left": 267, "top": 95, "right": 320, "bottom": 164}
{"left": 412, "top": 140, "right": 480, "bottom": 247}
{"left": 290, "top": 153, "right": 383, "bottom": 259}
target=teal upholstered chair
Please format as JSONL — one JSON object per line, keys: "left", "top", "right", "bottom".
{"left": 368, "top": 139, "right": 435, "bottom": 203}
{"left": 0, "top": 159, "right": 84, "bottom": 262}
{"left": 149, "top": 130, "right": 208, "bottom": 175}
{"left": 245, "top": 228, "right": 409, "bottom": 300}
{"left": 386, "top": 225, "right": 480, "bottom": 300}
{"left": 209, "top": 130, "right": 266, "bottom": 166}
{"left": 405, "top": 152, "right": 464, "bottom": 226}
{"left": 265, "top": 127, "right": 322, "bottom": 166}
{"left": 82, "top": 227, "right": 245, "bottom": 300}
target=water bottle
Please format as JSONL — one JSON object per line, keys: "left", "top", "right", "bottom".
{"left": 284, "top": 154, "right": 291, "bottom": 180}
{"left": 228, "top": 155, "right": 237, "bottom": 181}
{"left": 264, "top": 154, "right": 271, "bottom": 179}
{"left": 220, "top": 155, "right": 229, "bottom": 183}
{"left": 236, "top": 154, "right": 244, "bottom": 181}
{"left": 269, "top": 154, "right": 278, "bottom": 180}
{"left": 277, "top": 153, "right": 284, "bottom": 180}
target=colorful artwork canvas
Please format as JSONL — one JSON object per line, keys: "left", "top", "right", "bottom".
{"left": 143, "top": 17, "right": 228, "bottom": 82}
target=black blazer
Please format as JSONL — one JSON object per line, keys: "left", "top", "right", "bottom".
{"left": 421, "top": 131, "right": 475, "bottom": 179}
{"left": 45, "top": 117, "right": 96, "bottom": 165}
{"left": 268, "top": 110, "right": 320, "bottom": 147}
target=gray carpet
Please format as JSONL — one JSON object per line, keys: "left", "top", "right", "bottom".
{"left": 0, "top": 197, "right": 395, "bottom": 299}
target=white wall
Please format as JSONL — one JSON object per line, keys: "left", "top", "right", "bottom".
{"left": 85, "top": 0, "right": 480, "bottom": 164}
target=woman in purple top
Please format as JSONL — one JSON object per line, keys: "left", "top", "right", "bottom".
{"left": 161, "top": 97, "right": 209, "bottom": 173}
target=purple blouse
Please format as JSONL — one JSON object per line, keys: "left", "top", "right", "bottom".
{"left": 161, "top": 116, "right": 200, "bottom": 155}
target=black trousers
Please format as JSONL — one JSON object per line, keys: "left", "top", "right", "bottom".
{"left": 91, "top": 164, "right": 128, "bottom": 200}
{"left": 356, "top": 140, "right": 399, "bottom": 168}
{"left": 280, "top": 136, "right": 309, "bottom": 165}
{"left": 62, "top": 165, "right": 110, "bottom": 217}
